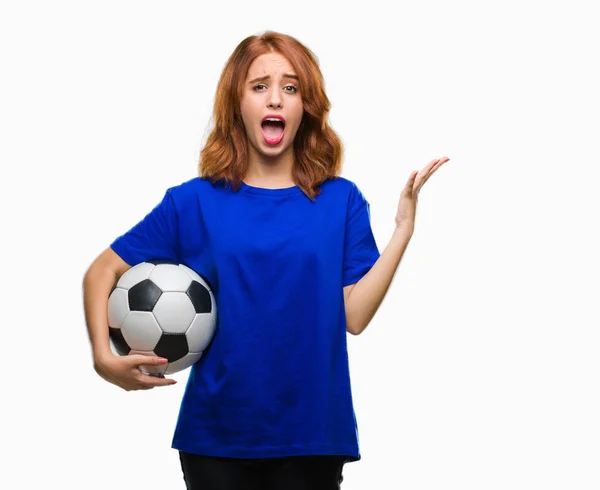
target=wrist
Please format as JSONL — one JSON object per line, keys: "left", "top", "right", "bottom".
{"left": 93, "top": 346, "right": 115, "bottom": 367}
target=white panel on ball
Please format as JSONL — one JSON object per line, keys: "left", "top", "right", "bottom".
{"left": 149, "top": 264, "right": 193, "bottom": 291}
{"left": 153, "top": 292, "right": 196, "bottom": 333}
{"left": 107, "top": 287, "right": 130, "bottom": 329}
{"left": 121, "top": 311, "right": 163, "bottom": 351}
{"left": 187, "top": 313, "right": 218, "bottom": 353}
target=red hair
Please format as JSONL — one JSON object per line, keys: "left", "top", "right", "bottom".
{"left": 198, "top": 30, "right": 344, "bottom": 201}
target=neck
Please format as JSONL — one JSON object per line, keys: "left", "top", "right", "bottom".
{"left": 245, "top": 144, "right": 296, "bottom": 187}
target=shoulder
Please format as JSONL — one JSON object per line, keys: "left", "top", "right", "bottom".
{"left": 321, "top": 176, "right": 361, "bottom": 198}
{"left": 165, "top": 176, "right": 216, "bottom": 201}
{"left": 323, "top": 176, "right": 368, "bottom": 211}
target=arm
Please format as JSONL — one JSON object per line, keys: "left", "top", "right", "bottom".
{"left": 82, "top": 247, "right": 131, "bottom": 364}
{"left": 344, "top": 225, "right": 414, "bottom": 335}
{"left": 83, "top": 247, "right": 178, "bottom": 390}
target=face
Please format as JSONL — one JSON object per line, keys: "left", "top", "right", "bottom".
{"left": 240, "top": 52, "right": 304, "bottom": 159}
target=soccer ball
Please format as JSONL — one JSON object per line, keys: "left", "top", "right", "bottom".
{"left": 107, "top": 260, "right": 217, "bottom": 376}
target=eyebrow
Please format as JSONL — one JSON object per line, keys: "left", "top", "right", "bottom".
{"left": 248, "top": 73, "right": 299, "bottom": 84}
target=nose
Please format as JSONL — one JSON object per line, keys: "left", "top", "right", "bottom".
{"left": 267, "top": 89, "right": 283, "bottom": 109}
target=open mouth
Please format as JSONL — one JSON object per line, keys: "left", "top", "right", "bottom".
{"left": 261, "top": 119, "right": 285, "bottom": 145}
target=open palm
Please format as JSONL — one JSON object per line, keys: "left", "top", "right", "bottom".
{"left": 395, "top": 156, "right": 450, "bottom": 230}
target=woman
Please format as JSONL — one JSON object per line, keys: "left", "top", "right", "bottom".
{"left": 83, "top": 30, "right": 449, "bottom": 490}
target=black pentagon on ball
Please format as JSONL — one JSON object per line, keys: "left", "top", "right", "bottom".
{"left": 154, "top": 333, "right": 189, "bottom": 362}
{"left": 109, "top": 327, "right": 131, "bottom": 356}
{"left": 128, "top": 279, "right": 162, "bottom": 311}
{"left": 187, "top": 280, "right": 212, "bottom": 313}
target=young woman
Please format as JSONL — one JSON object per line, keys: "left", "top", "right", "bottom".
{"left": 83, "top": 30, "right": 449, "bottom": 490}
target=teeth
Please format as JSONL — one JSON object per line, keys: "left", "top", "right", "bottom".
{"left": 263, "top": 118, "right": 284, "bottom": 123}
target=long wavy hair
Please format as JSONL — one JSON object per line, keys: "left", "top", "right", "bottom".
{"left": 198, "top": 31, "right": 344, "bottom": 201}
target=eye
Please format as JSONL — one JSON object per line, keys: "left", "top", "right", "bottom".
{"left": 252, "top": 84, "right": 298, "bottom": 93}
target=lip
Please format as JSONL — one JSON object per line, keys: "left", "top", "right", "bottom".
{"left": 261, "top": 114, "right": 286, "bottom": 146}
{"left": 261, "top": 114, "right": 286, "bottom": 125}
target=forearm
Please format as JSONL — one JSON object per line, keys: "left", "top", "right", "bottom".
{"left": 346, "top": 224, "right": 414, "bottom": 335}
{"left": 83, "top": 264, "right": 118, "bottom": 363}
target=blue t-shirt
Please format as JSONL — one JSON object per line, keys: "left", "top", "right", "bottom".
{"left": 110, "top": 175, "right": 380, "bottom": 462}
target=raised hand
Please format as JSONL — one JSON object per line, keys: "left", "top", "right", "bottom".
{"left": 395, "top": 156, "right": 450, "bottom": 231}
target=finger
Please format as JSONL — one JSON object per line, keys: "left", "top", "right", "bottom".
{"left": 418, "top": 157, "right": 449, "bottom": 191}
{"left": 139, "top": 374, "right": 177, "bottom": 387}
{"left": 429, "top": 156, "right": 449, "bottom": 174}
{"left": 423, "top": 158, "right": 441, "bottom": 176}
{"left": 404, "top": 171, "right": 418, "bottom": 195}
{"left": 128, "top": 354, "right": 169, "bottom": 367}
{"left": 424, "top": 156, "right": 448, "bottom": 175}
{"left": 430, "top": 156, "right": 449, "bottom": 173}
{"left": 412, "top": 157, "right": 446, "bottom": 190}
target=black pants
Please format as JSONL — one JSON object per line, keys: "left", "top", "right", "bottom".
{"left": 179, "top": 451, "right": 347, "bottom": 490}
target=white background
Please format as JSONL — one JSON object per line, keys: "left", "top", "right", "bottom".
{"left": 2, "top": 1, "right": 599, "bottom": 489}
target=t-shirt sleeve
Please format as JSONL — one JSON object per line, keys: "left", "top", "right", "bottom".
{"left": 343, "top": 183, "right": 381, "bottom": 287}
{"left": 110, "top": 188, "right": 179, "bottom": 266}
